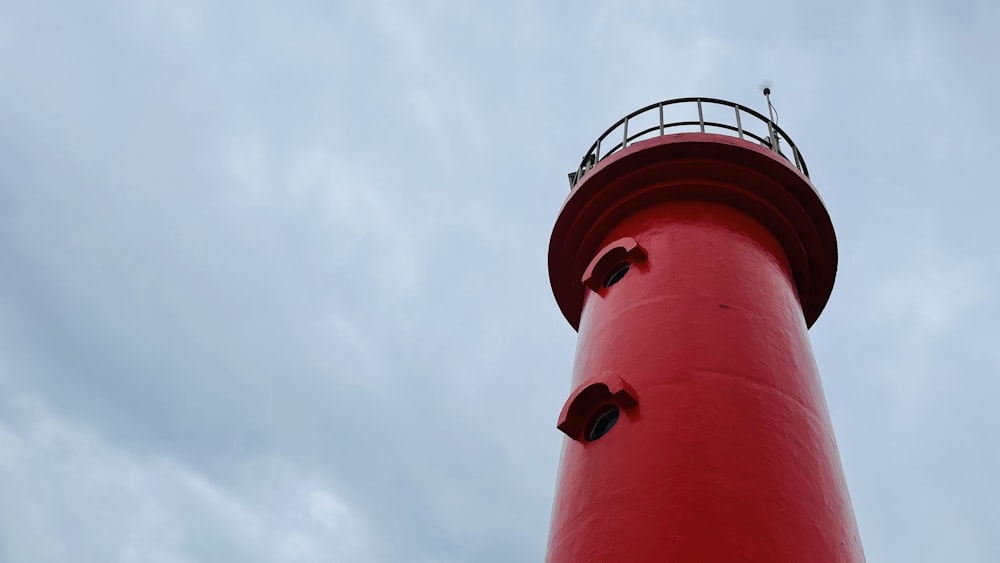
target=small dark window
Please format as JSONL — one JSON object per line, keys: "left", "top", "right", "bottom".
{"left": 586, "top": 405, "right": 620, "bottom": 441}
{"left": 604, "top": 263, "right": 630, "bottom": 288}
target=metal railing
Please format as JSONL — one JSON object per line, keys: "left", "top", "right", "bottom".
{"left": 568, "top": 97, "right": 808, "bottom": 188}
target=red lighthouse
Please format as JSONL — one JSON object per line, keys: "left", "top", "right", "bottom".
{"left": 546, "top": 96, "right": 865, "bottom": 562}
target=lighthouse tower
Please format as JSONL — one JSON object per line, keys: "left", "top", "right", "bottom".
{"left": 546, "top": 96, "right": 865, "bottom": 562}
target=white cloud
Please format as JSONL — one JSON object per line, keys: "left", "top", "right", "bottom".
{"left": 870, "top": 250, "right": 986, "bottom": 338}
{"left": 0, "top": 0, "right": 999, "bottom": 561}
{"left": 0, "top": 383, "right": 372, "bottom": 563}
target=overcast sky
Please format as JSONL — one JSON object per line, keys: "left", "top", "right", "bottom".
{"left": 0, "top": 0, "right": 997, "bottom": 561}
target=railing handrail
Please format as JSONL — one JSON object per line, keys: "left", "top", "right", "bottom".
{"left": 568, "top": 97, "right": 809, "bottom": 188}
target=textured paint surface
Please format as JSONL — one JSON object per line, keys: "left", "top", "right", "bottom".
{"left": 546, "top": 135, "right": 864, "bottom": 563}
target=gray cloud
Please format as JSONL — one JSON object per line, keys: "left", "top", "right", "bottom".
{"left": 0, "top": 0, "right": 997, "bottom": 561}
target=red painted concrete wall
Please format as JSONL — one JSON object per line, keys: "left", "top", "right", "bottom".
{"left": 546, "top": 134, "right": 864, "bottom": 563}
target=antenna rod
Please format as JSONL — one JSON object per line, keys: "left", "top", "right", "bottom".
{"left": 760, "top": 82, "right": 781, "bottom": 153}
